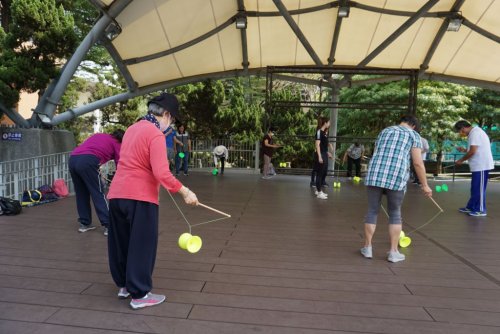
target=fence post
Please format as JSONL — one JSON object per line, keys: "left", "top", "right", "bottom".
{"left": 453, "top": 154, "right": 456, "bottom": 182}
{"left": 53, "top": 155, "right": 59, "bottom": 182}
{"left": 14, "top": 171, "right": 19, "bottom": 200}
{"left": 0, "top": 163, "right": 4, "bottom": 197}
{"left": 255, "top": 141, "right": 260, "bottom": 172}
{"left": 34, "top": 158, "right": 40, "bottom": 188}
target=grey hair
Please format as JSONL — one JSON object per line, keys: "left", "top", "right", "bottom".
{"left": 148, "top": 102, "right": 166, "bottom": 117}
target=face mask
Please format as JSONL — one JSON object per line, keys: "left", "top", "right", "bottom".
{"left": 159, "top": 114, "right": 172, "bottom": 132}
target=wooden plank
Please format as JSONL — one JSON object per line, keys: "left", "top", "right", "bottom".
{"left": 0, "top": 301, "right": 59, "bottom": 322}
{"left": 46, "top": 308, "right": 360, "bottom": 334}
{"left": 0, "top": 320, "right": 131, "bottom": 334}
{"left": 83, "top": 282, "right": 431, "bottom": 321}
{"left": 189, "top": 305, "right": 500, "bottom": 334}
{"left": 203, "top": 282, "right": 500, "bottom": 312}
{"left": 0, "top": 287, "right": 191, "bottom": 318}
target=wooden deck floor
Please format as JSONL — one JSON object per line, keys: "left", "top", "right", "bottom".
{"left": 0, "top": 172, "right": 499, "bottom": 334}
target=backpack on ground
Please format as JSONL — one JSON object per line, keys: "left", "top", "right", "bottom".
{"left": 0, "top": 197, "right": 22, "bottom": 215}
{"left": 22, "top": 190, "right": 42, "bottom": 206}
{"left": 53, "top": 179, "right": 69, "bottom": 197}
{"left": 38, "top": 184, "right": 59, "bottom": 201}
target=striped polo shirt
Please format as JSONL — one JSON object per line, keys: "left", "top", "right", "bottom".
{"left": 365, "top": 125, "right": 422, "bottom": 191}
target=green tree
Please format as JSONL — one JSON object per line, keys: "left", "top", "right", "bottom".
{"left": 89, "top": 62, "right": 144, "bottom": 132}
{"left": 417, "top": 80, "right": 474, "bottom": 172}
{"left": 466, "top": 88, "right": 500, "bottom": 140}
{"left": 338, "top": 80, "right": 410, "bottom": 139}
{"left": 170, "top": 79, "right": 225, "bottom": 139}
{"left": 267, "top": 87, "right": 317, "bottom": 168}
{"left": 56, "top": 77, "right": 95, "bottom": 144}
{"left": 216, "top": 78, "right": 264, "bottom": 142}
{"left": 337, "top": 79, "right": 476, "bottom": 173}
{"left": 0, "top": 0, "right": 78, "bottom": 108}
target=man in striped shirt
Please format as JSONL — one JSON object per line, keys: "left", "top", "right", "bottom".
{"left": 361, "top": 115, "right": 432, "bottom": 263}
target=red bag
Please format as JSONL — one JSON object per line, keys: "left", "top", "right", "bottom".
{"left": 53, "top": 179, "right": 69, "bottom": 197}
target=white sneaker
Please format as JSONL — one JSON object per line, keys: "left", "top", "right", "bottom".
{"left": 314, "top": 190, "right": 328, "bottom": 196}
{"left": 387, "top": 251, "right": 405, "bottom": 263}
{"left": 360, "top": 246, "right": 372, "bottom": 259}
{"left": 117, "top": 287, "right": 130, "bottom": 299}
{"left": 317, "top": 192, "right": 328, "bottom": 200}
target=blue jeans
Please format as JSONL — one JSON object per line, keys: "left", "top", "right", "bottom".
{"left": 175, "top": 151, "right": 190, "bottom": 175}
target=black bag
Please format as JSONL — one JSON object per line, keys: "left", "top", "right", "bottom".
{"left": 0, "top": 197, "right": 22, "bottom": 215}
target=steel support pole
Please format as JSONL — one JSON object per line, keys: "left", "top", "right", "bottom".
{"left": 419, "top": 0, "right": 465, "bottom": 74}
{"left": 358, "top": 0, "right": 439, "bottom": 67}
{"left": 272, "top": 0, "right": 324, "bottom": 66}
{"left": 0, "top": 102, "right": 30, "bottom": 128}
{"left": 237, "top": 0, "right": 250, "bottom": 74}
{"left": 327, "top": 16, "right": 343, "bottom": 65}
{"left": 40, "top": 0, "right": 132, "bottom": 120}
{"left": 51, "top": 68, "right": 265, "bottom": 125}
{"left": 329, "top": 87, "right": 340, "bottom": 174}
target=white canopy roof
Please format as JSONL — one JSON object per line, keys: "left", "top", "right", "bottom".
{"left": 99, "top": 0, "right": 499, "bottom": 90}
{"left": 41, "top": 0, "right": 499, "bottom": 125}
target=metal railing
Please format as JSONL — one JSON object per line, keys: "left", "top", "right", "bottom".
{"left": 101, "top": 139, "right": 260, "bottom": 173}
{"left": 427, "top": 152, "right": 500, "bottom": 181}
{"left": 0, "top": 140, "right": 260, "bottom": 200}
{"left": 189, "top": 139, "right": 259, "bottom": 170}
{"left": 1, "top": 144, "right": 497, "bottom": 201}
{"left": 0, "top": 152, "right": 73, "bottom": 200}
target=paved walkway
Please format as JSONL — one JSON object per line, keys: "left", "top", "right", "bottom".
{"left": 0, "top": 173, "right": 499, "bottom": 333}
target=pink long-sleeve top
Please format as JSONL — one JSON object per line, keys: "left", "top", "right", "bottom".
{"left": 107, "top": 120, "right": 182, "bottom": 205}
{"left": 71, "top": 133, "right": 121, "bottom": 165}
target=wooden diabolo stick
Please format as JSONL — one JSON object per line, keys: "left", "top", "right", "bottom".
{"left": 198, "top": 203, "right": 231, "bottom": 217}
{"left": 429, "top": 196, "right": 444, "bottom": 212}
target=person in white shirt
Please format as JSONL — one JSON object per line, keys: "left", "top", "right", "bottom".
{"left": 421, "top": 137, "right": 429, "bottom": 161}
{"left": 454, "top": 120, "right": 494, "bottom": 217}
{"left": 412, "top": 136, "right": 429, "bottom": 185}
{"left": 213, "top": 145, "right": 228, "bottom": 174}
{"left": 343, "top": 142, "right": 365, "bottom": 178}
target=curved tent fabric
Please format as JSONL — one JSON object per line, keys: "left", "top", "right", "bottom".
{"left": 106, "top": 0, "right": 499, "bottom": 89}
{"left": 39, "top": 0, "right": 499, "bottom": 126}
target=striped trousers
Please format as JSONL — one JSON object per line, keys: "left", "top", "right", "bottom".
{"left": 466, "top": 170, "right": 489, "bottom": 213}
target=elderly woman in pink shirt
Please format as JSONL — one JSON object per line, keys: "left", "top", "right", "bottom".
{"left": 107, "top": 93, "right": 198, "bottom": 310}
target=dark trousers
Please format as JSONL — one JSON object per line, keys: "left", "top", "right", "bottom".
{"left": 175, "top": 151, "right": 189, "bottom": 175}
{"left": 69, "top": 154, "right": 109, "bottom": 226}
{"left": 466, "top": 170, "right": 489, "bottom": 213}
{"left": 314, "top": 152, "right": 328, "bottom": 192}
{"left": 219, "top": 157, "right": 225, "bottom": 173}
{"left": 311, "top": 152, "right": 326, "bottom": 186}
{"left": 310, "top": 169, "right": 326, "bottom": 186}
{"left": 108, "top": 199, "right": 159, "bottom": 299}
{"left": 347, "top": 157, "right": 361, "bottom": 177}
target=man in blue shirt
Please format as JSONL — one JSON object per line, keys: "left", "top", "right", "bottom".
{"left": 163, "top": 126, "right": 178, "bottom": 169}
{"left": 361, "top": 115, "right": 432, "bottom": 263}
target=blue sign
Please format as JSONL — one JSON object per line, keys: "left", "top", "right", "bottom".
{"left": 1, "top": 132, "right": 22, "bottom": 141}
